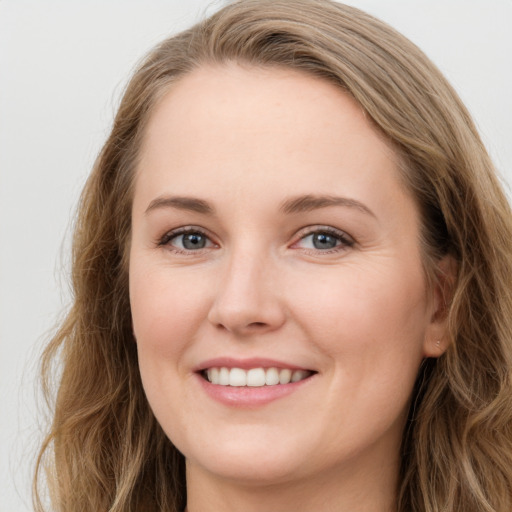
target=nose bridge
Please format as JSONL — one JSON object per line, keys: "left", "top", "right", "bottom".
{"left": 226, "top": 243, "right": 262, "bottom": 290}
{"left": 208, "top": 238, "right": 285, "bottom": 334}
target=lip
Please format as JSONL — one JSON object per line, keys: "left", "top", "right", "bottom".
{"left": 194, "top": 357, "right": 312, "bottom": 372}
{"left": 195, "top": 372, "right": 315, "bottom": 407}
{"left": 193, "top": 357, "right": 316, "bottom": 408}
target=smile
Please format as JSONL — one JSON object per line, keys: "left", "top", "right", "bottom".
{"left": 203, "top": 367, "right": 313, "bottom": 387}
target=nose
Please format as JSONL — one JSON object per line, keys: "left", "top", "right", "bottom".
{"left": 207, "top": 249, "right": 286, "bottom": 336}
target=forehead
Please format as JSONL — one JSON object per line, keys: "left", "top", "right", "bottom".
{"left": 141, "top": 63, "right": 389, "bottom": 159}
{"left": 134, "top": 64, "right": 411, "bottom": 219}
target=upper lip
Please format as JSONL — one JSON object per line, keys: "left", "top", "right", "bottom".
{"left": 194, "top": 357, "right": 314, "bottom": 372}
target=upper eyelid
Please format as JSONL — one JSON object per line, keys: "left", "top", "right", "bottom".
{"left": 158, "top": 226, "right": 215, "bottom": 246}
{"left": 293, "top": 225, "right": 354, "bottom": 243}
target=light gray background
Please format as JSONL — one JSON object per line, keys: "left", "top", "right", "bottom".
{"left": 1, "top": 1, "right": 511, "bottom": 510}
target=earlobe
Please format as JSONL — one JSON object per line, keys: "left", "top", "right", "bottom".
{"left": 423, "top": 254, "right": 457, "bottom": 358}
{"left": 423, "top": 337, "right": 448, "bottom": 358}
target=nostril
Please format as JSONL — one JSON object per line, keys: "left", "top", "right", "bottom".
{"left": 248, "top": 322, "right": 267, "bottom": 328}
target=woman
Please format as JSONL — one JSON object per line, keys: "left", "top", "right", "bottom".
{"left": 34, "top": 1, "right": 512, "bottom": 511}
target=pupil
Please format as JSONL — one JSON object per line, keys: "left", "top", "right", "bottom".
{"left": 313, "top": 233, "right": 337, "bottom": 250}
{"left": 183, "top": 233, "right": 205, "bottom": 250}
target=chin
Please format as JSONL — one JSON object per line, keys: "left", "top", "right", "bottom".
{"left": 180, "top": 429, "right": 315, "bottom": 485}
{"left": 189, "top": 456, "right": 307, "bottom": 486}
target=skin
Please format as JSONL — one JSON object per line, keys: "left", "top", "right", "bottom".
{"left": 129, "top": 64, "right": 449, "bottom": 512}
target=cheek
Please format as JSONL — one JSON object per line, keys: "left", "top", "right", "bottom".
{"left": 290, "top": 261, "right": 429, "bottom": 383}
{"left": 129, "top": 262, "right": 211, "bottom": 365}
{"left": 129, "top": 262, "right": 214, "bottom": 443}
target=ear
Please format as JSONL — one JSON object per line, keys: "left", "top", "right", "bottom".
{"left": 423, "top": 255, "right": 457, "bottom": 358}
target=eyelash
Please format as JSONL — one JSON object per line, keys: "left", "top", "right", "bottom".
{"left": 157, "top": 225, "right": 355, "bottom": 255}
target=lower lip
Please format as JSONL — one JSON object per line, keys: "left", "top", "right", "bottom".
{"left": 196, "top": 373, "right": 314, "bottom": 407}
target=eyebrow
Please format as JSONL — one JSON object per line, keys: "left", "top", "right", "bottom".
{"left": 280, "top": 194, "right": 375, "bottom": 217}
{"left": 144, "top": 193, "right": 375, "bottom": 218}
{"left": 145, "top": 196, "right": 215, "bottom": 215}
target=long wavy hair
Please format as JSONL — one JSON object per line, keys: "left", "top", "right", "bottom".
{"left": 34, "top": 1, "right": 512, "bottom": 511}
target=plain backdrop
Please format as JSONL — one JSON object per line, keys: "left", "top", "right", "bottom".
{"left": 1, "top": 1, "right": 511, "bottom": 510}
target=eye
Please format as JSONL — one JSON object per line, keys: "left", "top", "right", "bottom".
{"left": 158, "top": 228, "right": 216, "bottom": 252}
{"left": 294, "top": 227, "right": 354, "bottom": 252}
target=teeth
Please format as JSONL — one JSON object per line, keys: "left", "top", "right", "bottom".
{"left": 291, "top": 370, "right": 309, "bottom": 382}
{"left": 247, "top": 368, "right": 266, "bottom": 387}
{"left": 279, "top": 368, "right": 292, "bottom": 384}
{"left": 229, "top": 368, "right": 246, "bottom": 387}
{"left": 265, "top": 367, "right": 280, "bottom": 386}
{"left": 205, "top": 367, "right": 312, "bottom": 387}
{"left": 219, "top": 367, "right": 230, "bottom": 385}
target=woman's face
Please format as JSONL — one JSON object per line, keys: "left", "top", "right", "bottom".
{"left": 129, "top": 65, "right": 446, "bottom": 486}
